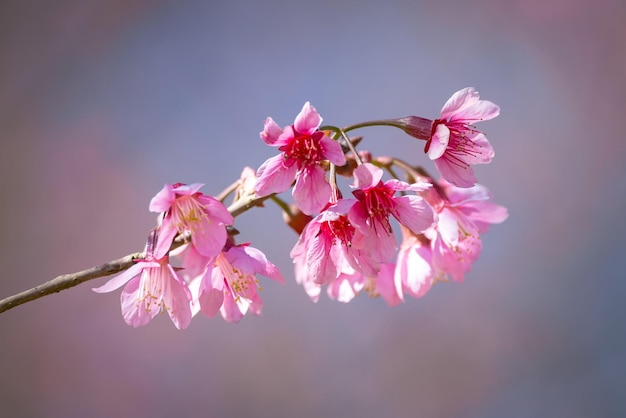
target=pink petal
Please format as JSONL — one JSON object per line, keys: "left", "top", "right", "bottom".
{"left": 393, "top": 195, "right": 435, "bottom": 235}
{"left": 461, "top": 133, "right": 495, "bottom": 164}
{"left": 376, "top": 263, "right": 403, "bottom": 306}
{"left": 260, "top": 117, "right": 284, "bottom": 145}
{"left": 92, "top": 262, "right": 148, "bottom": 293}
{"left": 172, "top": 183, "right": 204, "bottom": 196}
{"left": 149, "top": 184, "right": 176, "bottom": 213}
{"left": 220, "top": 290, "right": 245, "bottom": 323}
{"left": 120, "top": 276, "right": 156, "bottom": 327}
{"left": 292, "top": 166, "right": 331, "bottom": 215}
{"left": 435, "top": 157, "right": 477, "bottom": 188}
{"left": 427, "top": 124, "right": 450, "bottom": 160}
{"left": 199, "top": 287, "right": 224, "bottom": 318}
{"left": 352, "top": 163, "right": 383, "bottom": 189}
{"left": 255, "top": 154, "right": 298, "bottom": 196}
{"left": 440, "top": 87, "right": 480, "bottom": 120}
{"left": 191, "top": 218, "right": 227, "bottom": 258}
{"left": 163, "top": 270, "right": 193, "bottom": 330}
{"left": 294, "top": 102, "right": 322, "bottom": 134}
{"left": 319, "top": 134, "right": 346, "bottom": 166}
{"left": 437, "top": 208, "right": 461, "bottom": 246}
{"left": 153, "top": 219, "right": 179, "bottom": 259}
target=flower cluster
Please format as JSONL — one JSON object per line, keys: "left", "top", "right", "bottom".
{"left": 94, "top": 182, "right": 283, "bottom": 329}
{"left": 94, "top": 87, "right": 507, "bottom": 328}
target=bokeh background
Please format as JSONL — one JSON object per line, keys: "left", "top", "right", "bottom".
{"left": 1, "top": 0, "right": 625, "bottom": 417}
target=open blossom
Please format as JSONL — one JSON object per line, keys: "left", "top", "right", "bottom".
{"left": 255, "top": 102, "right": 346, "bottom": 215}
{"left": 197, "top": 243, "right": 283, "bottom": 323}
{"left": 395, "top": 181, "right": 507, "bottom": 298}
{"left": 149, "top": 183, "right": 234, "bottom": 259}
{"left": 348, "top": 163, "right": 435, "bottom": 264}
{"left": 427, "top": 87, "right": 499, "bottom": 187}
{"left": 93, "top": 232, "right": 192, "bottom": 329}
{"left": 291, "top": 198, "right": 379, "bottom": 290}
{"left": 394, "top": 88, "right": 499, "bottom": 188}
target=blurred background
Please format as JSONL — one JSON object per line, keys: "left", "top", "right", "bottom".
{"left": 1, "top": 0, "right": 625, "bottom": 417}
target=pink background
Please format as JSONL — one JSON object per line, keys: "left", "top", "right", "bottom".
{"left": 1, "top": 0, "right": 625, "bottom": 416}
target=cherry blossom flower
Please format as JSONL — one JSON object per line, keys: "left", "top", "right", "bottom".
{"left": 348, "top": 163, "right": 435, "bottom": 264}
{"left": 394, "top": 180, "right": 507, "bottom": 299}
{"left": 255, "top": 102, "right": 346, "bottom": 215}
{"left": 290, "top": 198, "right": 379, "bottom": 291}
{"left": 427, "top": 87, "right": 500, "bottom": 187}
{"left": 93, "top": 232, "right": 192, "bottom": 329}
{"left": 149, "top": 183, "right": 234, "bottom": 259}
{"left": 197, "top": 243, "right": 283, "bottom": 323}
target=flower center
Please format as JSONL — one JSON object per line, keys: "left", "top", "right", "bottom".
{"left": 321, "top": 215, "right": 354, "bottom": 247}
{"left": 215, "top": 252, "right": 260, "bottom": 303}
{"left": 280, "top": 128, "right": 324, "bottom": 167}
{"left": 170, "top": 195, "right": 209, "bottom": 235}
{"left": 355, "top": 185, "right": 395, "bottom": 235}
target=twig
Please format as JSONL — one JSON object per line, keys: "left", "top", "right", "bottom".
{"left": 0, "top": 192, "right": 275, "bottom": 314}
{"left": 0, "top": 252, "right": 143, "bottom": 314}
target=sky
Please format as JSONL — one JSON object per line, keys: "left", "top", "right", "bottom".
{"left": 1, "top": 0, "right": 625, "bottom": 417}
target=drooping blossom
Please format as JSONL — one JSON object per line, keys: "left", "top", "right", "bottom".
{"left": 291, "top": 198, "right": 379, "bottom": 293}
{"left": 255, "top": 102, "right": 347, "bottom": 215}
{"left": 348, "top": 163, "right": 435, "bottom": 264}
{"left": 93, "top": 230, "right": 192, "bottom": 329}
{"left": 149, "top": 183, "right": 234, "bottom": 259}
{"left": 406, "top": 179, "right": 508, "bottom": 286}
{"left": 393, "top": 88, "right": 499, "bottom": 188}
{"left": 196, "top": 242, "right": 283, "bottom": 323}
{"left": 427, "top": 88, "right": 500, "bottom": 187}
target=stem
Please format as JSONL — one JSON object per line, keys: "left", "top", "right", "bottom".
{"left": 341, "top": 119, "right": 409, "bottom": 134}
{"left": 0, "top": 192, "right": 276, "bottom": 314}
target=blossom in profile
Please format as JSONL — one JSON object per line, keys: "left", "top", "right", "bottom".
{"left": 255, "top": 102, "right": 347, "bottom": 215}
{"left": 427, "top": 87, "right": 500, "bottom": 187}
{"left": 394, "top": 180, "right": 507, "bottom": 298}
{"left": 348, "top": 163, "right": 435, "bottom": 264}
{"left": 197, "top": 243, "right": 283, "bottom": 323}
{"left": 93, "top": 232, "right": 193, "bottom": 329}
{"left": 149, "top": 183, "right": 234, "bottom": 259}
{"left": 393, "top": 88, "right": 499, "bottom": 188}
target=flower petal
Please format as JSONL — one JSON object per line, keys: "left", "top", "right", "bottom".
{"left": 318, "top": 134, "right": 346, "bottom": 166}
{"left": 255, "top": 154, "right": 298, "bottom": 196}
{"left": 260, "top": 117, "right": 284, "bottom": 145}
{"left": 427, "top": 124, "right": 450, "bottom": 160}
{"left": 292, "top": 166, "right": 331, "bottom": 215}
{"left": 92, "top": 262, "right": 147, "bottom": 293}
{"left": 294, "top": 102, "right": 322, "bottom": 134}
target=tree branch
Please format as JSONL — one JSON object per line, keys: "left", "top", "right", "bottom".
{"left": 0, "top": 252, "right": 143, "bottom": 313}
{"left": 0, "top": 192, "right": 275, "bottom": 314}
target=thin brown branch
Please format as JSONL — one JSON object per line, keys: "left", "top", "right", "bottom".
{"left": 0, "top": 252, "right": 143, "bottom": 314}
{"left": 0, "top": 192, "right": 276, "bottom": 314}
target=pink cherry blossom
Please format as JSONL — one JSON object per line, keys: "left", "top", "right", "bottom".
{"left": 92, "top": 233, "right": 193, "bottom": 329}
{"left": 422, "top": 180, "right": 508, "bottom": 282}
{"left": 197, "top": 243, "right": 283, "bottom": 323}
{"left": 291, "top": 198, "right": 379, "bottom": 291}
{"left": 348, "top": 163, "right": 435, "bottom": 264}
{"left": 426, "top": 87, "right": 500, "bottom": 187}
{"left": 255, "top": 102, "right": 347, "bottom": 215}
{"left": 149, "top": 183, "right": 234, "bottom": 259}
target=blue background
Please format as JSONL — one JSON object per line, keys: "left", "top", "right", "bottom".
{"left": 1, "top": 0, "right": 625, "bottom": 416}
